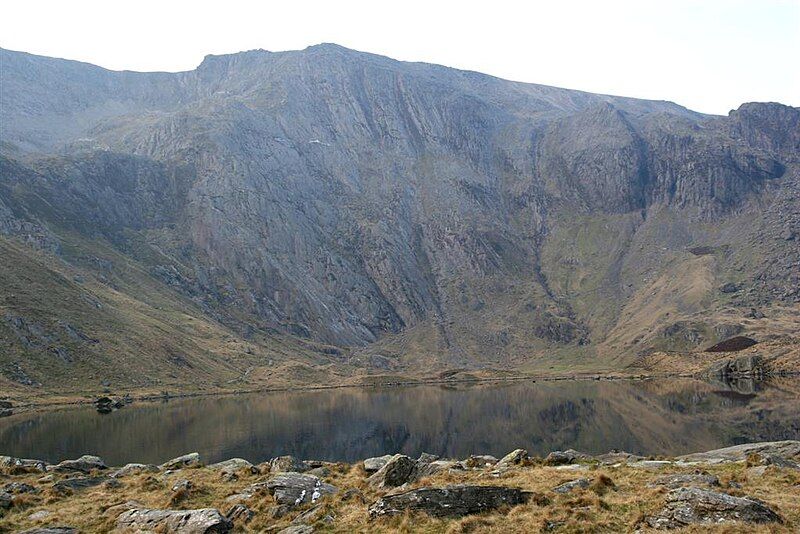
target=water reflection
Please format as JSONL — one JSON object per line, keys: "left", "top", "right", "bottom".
{"left": 1, "top": 378, "right": 798, "bottom": 465}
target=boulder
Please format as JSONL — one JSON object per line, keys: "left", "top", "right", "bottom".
{"left": 411, "top": 460, "right": 457, "bottom": 481}
{"left": 645, "top": 488, "right": 782, "bottom": 529}
{"left": 115, "top": 508, "right": 232, "bottom": 533}
{"left": 277, "top": 526, "right": 314, "bottom": 534}
{"left": 160, "top": 452, "right": 201, "bottom": 470}
{"left": 369, "top": 485, "right": 531, "bottom": 518}
{"left": 0, "top": 491, "right": 11, "bottom": 509}
{"left": 266, "top": 472, "right": 337, "bottom": 506}
{"left": 594, "top": 451, "right": 644, "bottom": 465}
{"left": 110, "top": 463, "right": 159, "bottom": 478}
{"left": 208, "top": 458, "right": 255, "bottom": 474}
{"left": 52, "top": 476, "right": 109, "bottom": 495}
{"left": 363, "top": 455, "right": 393, "bottom": 473}
{"left": 270, "top": 455, "right": 308, "bottom": 473}
{"left": 496, "top": 448, "right": 527, "bottom": 468}
{"left": 552, "top": 478, "right": 590, "bottom": 494}
{"left": 544, "top": 449, "right": 587, "bottom": 466}
{"left": 54, "top": 455, "right": 107, "bottom": 473}
{"left": 368, "top": 454, "right": 415, "bottom": 488}
{"left": 677, "top": 441, "right": 800, "bottom": 463}
{"left": 0, "top": 455, "right": 48, "bottom": 472}
{"left": 648, "top": 473, "right": 721, "bottom": 489}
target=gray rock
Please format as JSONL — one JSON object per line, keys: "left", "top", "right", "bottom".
{"left": 552, "top": 478, "right": 590, "bottom": 494}
{"left": 678, "top": 441, "right": 800, "bottom": 463}
{"left": 277, "top": 526, "right": 314, "bottom": 534}
{"left": 266, "top": 472, "right": 337, "bottom": 505}
{"left": 411, "top": 460, "right": 457, "bottom": 481}
{"left": 648, "top": 473, "right": 721, "bottom": 489}
{"left": 544, "top": 449, "right": 586, "bottom": 466}
{"left": 363, "top": 455, "right": 393, "bottom": 473}
{"left": 0, "top": 491, "right": 11, "bottom": 509}
{"left": 225, "top": 503, "right": 254, "bottom": 523}
{"left": 369, "top": 485, "right": 531, "bottom": 518}
{"left": 270, "top": 455, "right": 308, "bottom": 473}
{"left": 465, "top": 455, "right": 499, "bottom": 467}
{"left": 52, "top": 476, "right": 109, "bottom": 495}
{"left": 110, "top": 463, "right": 159, "bottom": 477}
{"left": 115, "top": 508, "right": 233, "bottom": 533}
{"left": 171, "top": 479, "right": 193, "bottom": 493}
{"left": 160, "top": 452, "right": 201, "bottom": 470}
{"left": 646, "top": 488, "right": 782, "bottom": 529}
{"left": 54, "top": 454, "right": 107, "bottom": 473}
{"left": 368, "top": 454, "right": 416, "bottom": 488}
{"left": 27, "top": 510, "right": 51, "bottom": 521}
{"left": 496, "top": 448, "right": 528, "bottom": 468}
{"left": 208, "top": 458, "right": 255, "bottom": 473}
{"left": 0, "top": 455, "right": 48, "bottom": 472}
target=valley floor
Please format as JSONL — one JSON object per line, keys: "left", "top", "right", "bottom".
{"left": 1, "top": 442, "right": 799, "bottom": 532}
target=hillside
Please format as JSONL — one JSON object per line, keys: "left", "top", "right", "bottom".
{"left": 1, "top": 44, "right": 798, "bottom": 395}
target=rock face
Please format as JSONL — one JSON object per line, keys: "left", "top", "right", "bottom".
{"left": 0, "top": 44, "right": 798, "bottom": 388}
{"left": 369, "top": 485, "right": 531, "bottom": 518}
{"left": 645, "top": 488, "right": 782, "bottom": 529}
{"left": 115, "top": 508, "right": 233, "bottom": 533}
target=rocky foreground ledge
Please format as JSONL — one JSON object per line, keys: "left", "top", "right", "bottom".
{"left": 1, "top": 441, "right": 799, "bottom": 533}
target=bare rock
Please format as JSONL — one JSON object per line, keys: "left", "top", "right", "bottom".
{"left": 3, "top": 482, "right": 38, "bottom": 494}
{"left": 277, "top": 526, "right": 314, "bottom": 534}
{"left": 270, "top": 455, "right": 308, "bottom": 473}
{"left": 544, "top": 449, "right": 587, "bottom": 466}
{"left": 645, "top": 488, "right": 782, "bottom": 529}
{"left": 54, "top": 454, "right": 107, "bottom": 473}
{"left": 678, "top": 441, "right": 800, "bottom": 463}
{"left": 648, "top": 473, "right": 721, "bottom": 489}
{"left": 110, "top": 463, "right": 159, "bottom": 478}
{"left": 18, "top": 529, "right": 77, "bottom": 534}
{"left": 367, "top": 454, "right": 415, "bottom": 488}
{"left": 160, "top": 452, "right": 201, "bottom": 470}
{"left": 208, "top": 458, "right": 256, "bottom": 474}
{"left": 363, "top": 455, "right": 393, "bottom": 473}
{"left": 115, "top": 508, "right": 233, "bottom": 533}
{"left": 369, "top": 485, "right": 531, "bottom": 518}
{"left": 266, "top": 472, "right": 337, "bottom": 506}
{"left": 1, "top": 455, "right": 48, "bottom": 472}
{"left": 225, "top": 503, "right": 254, "bottom": 523}
{"left": 52, "top": 476, "right": 109, "bottom": 495}
{"left": 552, "top": 478, "right": 590, "bottom": 494}
{"left": 496, "top": 449, "right": 528, "bottom": 468}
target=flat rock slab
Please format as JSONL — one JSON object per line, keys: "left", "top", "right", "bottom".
{"left": 646, "top": 487, "right": 782, "bottom": 529}
{"left": 266, "top": 472, "right": 337, "bottom": 505}
{"left": 677, "top": 440, "right": 800, "bottom": 463}
{"left": 115, "top": 508, "right": 232, "bottom": 533}
{"left": 369, "top": 485, "right": 531, "bottom": 518}
{"left": 53, "top": 455, "right": 107, "bottom": 473}
{"left": 648, "top": 474, "right": 721, "bottom": 489}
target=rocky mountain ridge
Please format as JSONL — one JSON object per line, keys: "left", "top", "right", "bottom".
{"left": 0, "top": 44, "right": 798, "bottom": 392}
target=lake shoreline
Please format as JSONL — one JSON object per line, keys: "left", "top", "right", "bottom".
{"left": 6, "top": 367, "right": 800, "bottom": 415}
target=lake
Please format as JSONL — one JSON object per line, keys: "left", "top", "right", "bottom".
{"left": 1, "top": 377, "right": 799, "bottom": 466}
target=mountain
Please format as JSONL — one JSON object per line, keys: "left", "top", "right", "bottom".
{"left": 1, "top": 44, "right": 798, "bottom": 395}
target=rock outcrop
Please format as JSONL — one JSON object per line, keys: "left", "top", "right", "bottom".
{"left": 369, "top": 485, "right": 531, "bottom": 518}
{"left": 645, "top": 488, "right": 782, "bottom": 529}
{"left": 115, "top": 508, "right": 233, "bottom": 533}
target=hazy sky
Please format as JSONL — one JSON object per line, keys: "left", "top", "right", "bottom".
{"left": 2, "top": 0, "right": 798, "bottom": 114}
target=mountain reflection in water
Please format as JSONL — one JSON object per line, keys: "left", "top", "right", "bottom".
{"left": 1, "top": 378, "right": 798, "bottom": 465}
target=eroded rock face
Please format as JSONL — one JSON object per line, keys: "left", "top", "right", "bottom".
{"left": 115, "top": 508, "right": 233, "bottom": 533}
{"left": 645, "top": 488, "right": 782, "bottom": 529}
{"left": 369, "top": 485, "right": 531, "bottom": 518}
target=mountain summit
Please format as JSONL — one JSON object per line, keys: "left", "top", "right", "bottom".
{"left": 1, "top": 45, "right": 798, "bottom": 393}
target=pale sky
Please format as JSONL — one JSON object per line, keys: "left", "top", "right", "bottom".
{"left": 1, "top": 0, "right": 798, "bottom": 115}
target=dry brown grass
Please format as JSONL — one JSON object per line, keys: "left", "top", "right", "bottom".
{"left": 0, "top": 458, "right": 798, "bottom": 533}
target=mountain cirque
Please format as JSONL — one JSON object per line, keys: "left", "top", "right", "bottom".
{"left": 0, "top": 44, "right": 798, "bottom": 395}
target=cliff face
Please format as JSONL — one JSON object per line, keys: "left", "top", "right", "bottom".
{"left": 0, "top": 44, "right": 798, "bottom": 389}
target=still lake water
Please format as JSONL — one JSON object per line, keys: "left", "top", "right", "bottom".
{"left": 1, "top": 378, "right": 799, "bottom": 466}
